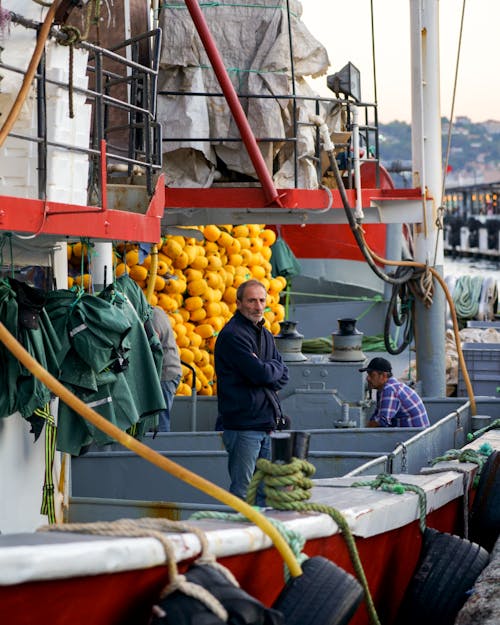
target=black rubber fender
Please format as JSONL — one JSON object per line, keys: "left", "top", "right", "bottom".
{"left": 469, "top": 450, "right": 500, "bottom": 552}
{"left": 394, "top": 528, "right": 490, "bottom": 625}
{"left": 152, "top": 563, "right": 284, "bottom": 625}
{"left": 272, "top": 556, "right": 363, "bottom": 625}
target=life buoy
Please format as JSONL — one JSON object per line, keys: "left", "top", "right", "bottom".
{"left": 272, "top": 556, "right": 363, "bottom": 625}
{"left": 394, "top": 528, "right": 489, "bottom": 625}
{"left": 469, "top": 450, "right": 500, "bottom": 552}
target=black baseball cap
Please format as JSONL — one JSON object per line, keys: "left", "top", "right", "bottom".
{"left": 359, "top": 357, "right": 392, "bottom": 374}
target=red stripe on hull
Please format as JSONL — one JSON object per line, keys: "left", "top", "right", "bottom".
{"left": 272, "top": 162, "right": 397, "bottom": 262}
{"left": 276, "top": 223, "right": 386, "bottom": 261}
{"left": 0, "top": 499, "right": 461, "bottom": 625}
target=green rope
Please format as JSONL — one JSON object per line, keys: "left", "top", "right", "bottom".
{"left": 112, "top": 243, "right": 118, "bottom": 284}
{"left": 362, "top": 333, "right": 398, "bottom": 352}
{"left": 190, "top": 510, "right": 308, "bottom": 582}
{"left": 80, "top": 237, "right": 94, "bottom": 293}
{"left": 79, "top": 249, "right": 85, "bottom": 288}
{"left": 284, "top": 282, "right": 291, "bottom": 319}
{"left": 247, "top": 457, "right": 315, "bottom": 508}
{"left": 246, "top": 458, "right": 381, "bottom": 625}
{"left": 301, "top": 333, "right": 397, "bottom": 354}
{"left": 287, "top": 289, "right": 385, "bottom": 304}
{"left": 197, "top": 63, "right": 287, "bottom": 76}
{"left": 350, "top": 473, "right": 428, "bottom": 533}
{"left": 356, "top": 295, "right": 384, "bottom": 321}
{"left": 467, "top": 418, "right": 500, "bottom": 442}
{"left": 0, "top": 235, "right": 5, "bottom": 269}
{"left": 430, "top": 444, "right": 493, "bottom": 487}
{"left": 8, "top": 233, "right": 14, "bottom": 279}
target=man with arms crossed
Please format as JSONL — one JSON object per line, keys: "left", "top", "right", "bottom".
{"left": 214, "top": 279, "right": 289, "bottom": 505}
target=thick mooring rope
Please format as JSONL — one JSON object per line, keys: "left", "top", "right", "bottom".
{"left": 423, "top": 442, "right": 494, "bottom": 538}
{"left": 467, "top": 419, "right": 500, "bottom": 443}
{"left": 190, "top": 510, "right": 309, "bottom": 584}
{"left": 430, "top": 443, "right": 493, "bottom": 488}
{"left": 246, "top": 457, "right": 381, "bottom": 625}
{"left": 408, "top": 265, "right": 434, "bottom": 309}
{"left": 350, "top": 473, "right": 428, "bottom": 534}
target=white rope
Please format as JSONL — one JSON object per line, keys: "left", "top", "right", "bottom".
{"left": 38, "top": 517, "right": 237, "bottom": 620}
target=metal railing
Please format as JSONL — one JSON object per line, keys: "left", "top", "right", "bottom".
{"left": 390, "top": 401, "right": 471, "bottom": 474}
{"left": 3, "top": 16, "right": 162, "bottom": 202}
{"left": 158, "top": 87, "right": 381, "bottom": 190}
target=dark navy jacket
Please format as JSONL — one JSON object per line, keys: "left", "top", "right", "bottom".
{"left": 214, "top": 311, "right": 289, "bottom": 431}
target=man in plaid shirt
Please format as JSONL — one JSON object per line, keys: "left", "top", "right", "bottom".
{"left": 359, "top": 357, "right": 430, "bottom": 428}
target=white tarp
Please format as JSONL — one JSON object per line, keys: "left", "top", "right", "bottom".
{"left": 157, "top": 0, "right": 336, "bottom": 188}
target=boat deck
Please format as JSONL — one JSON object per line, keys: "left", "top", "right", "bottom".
{"left": 1, "top": 428, "right": 497, "bottom": 625}
{"left": 3, "top": 433, "right": 494, "bottom": 583}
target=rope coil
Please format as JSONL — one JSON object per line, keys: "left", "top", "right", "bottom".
{"left": 246, "top": 457, "right": 315, "bottom": 508}
{"left": 245, "top": 457, "right": 382, "bottom": 625}
{"left": 451, "top": 275, "right": 484, "bottom": 321}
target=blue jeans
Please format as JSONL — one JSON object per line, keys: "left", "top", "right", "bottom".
{"left": 158, "top": 375, "right": 181, "bottom": 432}
{"left": 222, "top": 429, "right": 271, "bottom": 507}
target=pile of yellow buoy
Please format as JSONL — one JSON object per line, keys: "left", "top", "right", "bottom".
{"left": 67, "top": 224, "right": 287, "bottom": 396}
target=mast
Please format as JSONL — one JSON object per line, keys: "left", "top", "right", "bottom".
{"left": 410, "top": 0, "right": 446, "bottom": 396}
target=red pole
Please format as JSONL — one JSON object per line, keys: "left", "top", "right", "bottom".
{"left": 183, "top": 0, "right": 283, "bottom": 207}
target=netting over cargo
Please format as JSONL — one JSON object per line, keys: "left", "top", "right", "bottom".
{"left": 157, "top": 0, "right": 340, "bottom": 188}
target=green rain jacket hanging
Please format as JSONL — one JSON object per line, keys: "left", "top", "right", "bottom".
{"left": 0, "top": 278, "right": 60, "bottom": 437}
{"left": 45, "top": 276, "right": 165, "bottom": 455}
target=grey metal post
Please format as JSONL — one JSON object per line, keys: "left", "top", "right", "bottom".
{"left": 384, "top": 224, "right": 403, "bottom": 301}
{"left": 409, "top": 0, "right": 446, "bottom": 397}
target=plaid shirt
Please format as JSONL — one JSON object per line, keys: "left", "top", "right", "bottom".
{"left": 371, "top": 377, "right": 430, "bottom": 427}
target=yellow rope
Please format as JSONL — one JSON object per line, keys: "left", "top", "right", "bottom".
{"left": 0, "top": 321, "right": 302, "bottom": 578}
{"left": 357, "top": 227, "right": 477, "bottom": 415}
{"left": 146, "top": 243, "right": 159, "bottom": 304}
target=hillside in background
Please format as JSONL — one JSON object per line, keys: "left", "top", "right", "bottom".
{"left": 379, "top": 117, "right": 500, "bottom": 188}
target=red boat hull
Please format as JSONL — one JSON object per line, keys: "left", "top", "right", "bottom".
{"left": 0, "top": 499, "right": 461, "bottom": 625}
{"left": 275, "top": 162, "right": 396, "bottom": 265}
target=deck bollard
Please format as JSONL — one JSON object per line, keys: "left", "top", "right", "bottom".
{"left": 291, "top": 431, "right": 310, "bottom": 460}
{"left": 271, "top": 431, "right": 311, "bottom": 463}
{"left": 271, "top": 432, "right": 293, "bottom": 464}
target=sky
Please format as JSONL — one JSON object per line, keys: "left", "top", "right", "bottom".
{"left": 300, "top": 0, "right": 500, "bottom": 124}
